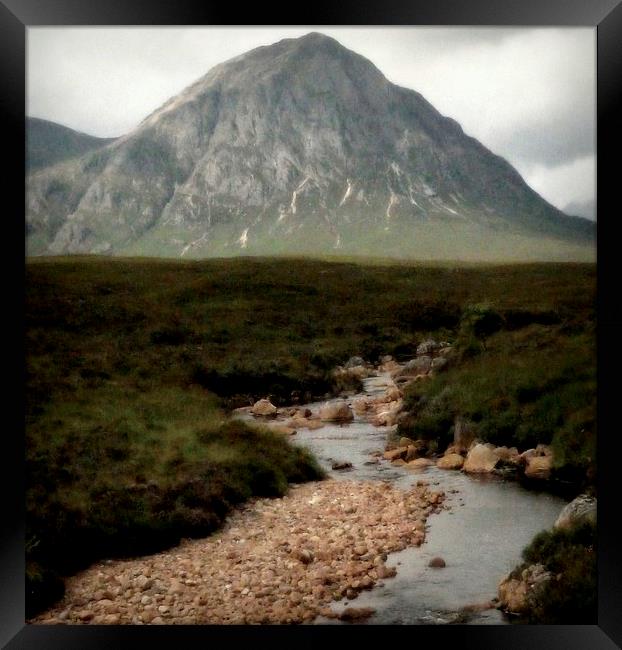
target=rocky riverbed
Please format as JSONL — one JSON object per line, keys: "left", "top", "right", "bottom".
{"left": 30, "top": 480, "right": 445, "bottom": 625}
{"left": 30, "top": 346, "right": 571, "bottom": 626}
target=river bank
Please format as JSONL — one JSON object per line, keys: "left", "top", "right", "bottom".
{"left": 29, "top": 354, "right": 575, "bottom": 626}
{"left": 30, "top": 480, "right": 445, "bottom": 625}
{"left": 274, "top": 364, "right": 569, "bottom": 625}
{"left": 25, "top": 258, "right": 596, "bottom": 625}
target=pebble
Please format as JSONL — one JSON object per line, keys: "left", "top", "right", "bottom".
{"left": 29, "top": 480, "right": 443, "bottom": 625}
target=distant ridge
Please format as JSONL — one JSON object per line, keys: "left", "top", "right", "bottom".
{"left": 27, "top": 117, "right": 115, "bottom": 173}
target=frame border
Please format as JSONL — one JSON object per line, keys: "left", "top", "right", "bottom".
{"left": 4, "top": 0, "right": 621, "bottom": 647}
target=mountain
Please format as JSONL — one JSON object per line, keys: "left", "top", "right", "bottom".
{"left": 563, "top": 199, "right": 596, "bottom": 222}
{"left": 26, "top": 117, "right": 115, "bottom": 173}
{"left": 26, "top": 32, "right": 596, "bottom": 261}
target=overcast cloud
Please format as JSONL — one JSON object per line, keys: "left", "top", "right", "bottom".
{"left": 27, "top": 27, "right": 596, "bottom": 220}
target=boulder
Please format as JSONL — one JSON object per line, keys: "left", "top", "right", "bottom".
{"left": 399, "top": 436, "right": 416, "bottom": 448}
{"left": 251, "top": 399, "right": 277, "bottom": 416}
{"left": 338, "top": 607, "right": 376, "bottom": 621}
{"left": 319, "top": 401, "right": 354, "bottom": 422}
{"left": 287, "top": 416, "right": 323, "bottom": 430}
{"left": 372, "top": 402, "right": 402, "bottom": 426}
{"left": 498, "top": 564, "right": 552, "bottom": 614}
{"left": 431, "top": 357, "right": 449, "bottom": 371}
{"left": 463, "top": 443, "right": 499, "bottom": 473}
{"left": 352, "top": 398, "right": 370, "bottom": 414}
{"left": 407, "top": 458, "right": 432, "bottom": 470}
{"left": 444, "top": 444, "right": 462, "bottom": 456}
{"left": 383, "top": 447, "right": 408, "bottom": 461}
{"left": 416, "top": 339, "right": 439, "bottom": 355}
{"left": 519, "top": 448, "right": 537, "bottom": 463}
{"left": 267, "top": 423, "right": 297, "bottom": 436}
{"left": 405, "top": 445, "right": 421, "bottom": 462}
{"left": 524, "top": 455, "right": 553, "bottom": 480}
{"left": 494, "top": 446, "right": 520, "bottom": 463}
{"left": 331, "top": 461, "right": 353, "bottom": 471}
{"left": 372, "top": 412, "right": 392, "bottom": 427}
{"left": 379, "top": 359, "right": 401, "bottom": 373}
{"left": 345, "top": 365, "right": 370, "bottom": 379}
{"left": 385, "top": 386, "right": 402, "bottom": 402}
{"left": 376, "top": 565, "right": 397, "bottom": 579}
{"left": 437, "top": 453, "right": 464, "bottom": 470}
{"left": 402, "top": 356, "right": 432, "bottom": 374}
{"left": 428, "top": 557, "right": 446, "bottom": 568}
{"left": 535, "top": 444, "right": 553, "bottom": 457}
{"left": 554, "top": 494, "right": 597, "bottom": 530}
{"left": 277, "top": 407, "right": 294, "bottom": 416}
{"left": 344, "top": 356, "right": 365, "bottom": 369}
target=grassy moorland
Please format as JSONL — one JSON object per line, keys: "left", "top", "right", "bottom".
{"left": 510, "top": 521, "right": 597, "bottom": 623}
{"left": 397, "top": 308, "right": 596, "bottom": 488}
{"left": 25, "top": 256, "right": 596, "bottom": 616}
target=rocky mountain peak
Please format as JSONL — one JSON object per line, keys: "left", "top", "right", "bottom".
{"left": 26, "top": 33, "right": 595, "bottom": 261}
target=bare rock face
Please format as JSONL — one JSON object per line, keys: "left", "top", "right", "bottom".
{"left": 26, "top": 32, "right": 595, "bottom": 259}
{"left": 319, "top": 401, "right": 354, "bottom": 422}
{"left": 251, "top": 399, "right": 278, "bottom": 416}
{"left": 463, "top": 443, "right": 499, "bottom": 474}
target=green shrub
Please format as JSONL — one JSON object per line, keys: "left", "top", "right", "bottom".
{"left": 399, "top": 323, "right": 594, "bottom": 474}
{"left": 518, "top": 522, "right": 597, "bottom": 624}
{"left": 26, "top": 384, "right": 324, "bottom": 617}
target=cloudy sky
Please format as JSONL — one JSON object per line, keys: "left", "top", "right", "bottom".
{"left": 27, "top": 27, "right": 596, "bottom": 220}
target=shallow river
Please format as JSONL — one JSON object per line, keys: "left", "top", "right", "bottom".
{"left": 285, "top": 372, "right": 568, "bottom": 625}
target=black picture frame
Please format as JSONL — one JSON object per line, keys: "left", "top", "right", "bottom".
{"left": 4, "top": 0, "right": 621, "bottom": 647}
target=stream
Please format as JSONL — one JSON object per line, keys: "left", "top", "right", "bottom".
{"left": 279, "top": 370, "right": 568, "bottom": 625}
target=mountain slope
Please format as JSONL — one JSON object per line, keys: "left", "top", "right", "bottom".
{"left": 26, "top": 32, "right": 595, "bottom": 261}
{"left": 26, "top": 117, "right": 115, "bottom": 173}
